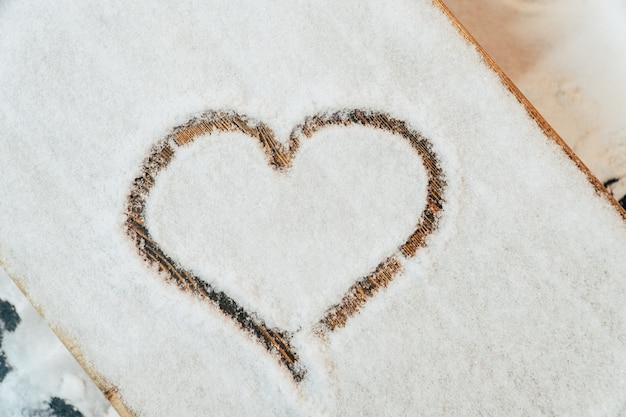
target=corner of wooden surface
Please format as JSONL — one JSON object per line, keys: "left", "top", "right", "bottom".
{"left": 433, "top": 0, "right": 626, "bottom": 221}
{"left": 4, "top": 272, "right": 136, "bottom": 417}
{"left": 57, "top": 332, "right": 136, "bottom": 417}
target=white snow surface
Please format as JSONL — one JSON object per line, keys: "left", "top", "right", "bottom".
{"left": 0, "top": 0, "right": 625, "bottom": 416}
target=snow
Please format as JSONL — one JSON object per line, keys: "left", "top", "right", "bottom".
{"left": 0, "top": 0, "right": 625, "bottom": 416}
{"left": 0, "top": 268, "right": 118, "bottom": 417}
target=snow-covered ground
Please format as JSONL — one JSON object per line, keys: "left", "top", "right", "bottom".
{"left": 0, "top": 1, "right": 625, "bottom": 416}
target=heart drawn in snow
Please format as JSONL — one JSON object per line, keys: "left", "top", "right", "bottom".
{"left": 126, "top": 109, "right": 446, "bottom": 382}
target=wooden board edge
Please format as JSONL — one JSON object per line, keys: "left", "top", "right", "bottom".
{"left": 54, "top": 328, "right": 137, "bottom": 417}
{"left": 1, "top": 268, "right": 137, "bottom": 417}
{"left": 434, "top": 0, "right": 626, "bottom": 221}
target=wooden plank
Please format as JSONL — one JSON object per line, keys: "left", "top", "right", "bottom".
{"left": 1, "top": 1, "right": 624, "bottom": 416}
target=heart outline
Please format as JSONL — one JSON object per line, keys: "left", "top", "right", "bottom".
{"left": 126, "top": 109, "right": 446, "bottom": 382}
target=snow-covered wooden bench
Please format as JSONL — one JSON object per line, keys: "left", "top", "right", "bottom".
{"left": 0, "top": 1, "right": 625, "bottom": 416}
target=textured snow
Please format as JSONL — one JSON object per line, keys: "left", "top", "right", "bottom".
{"left": 0, "top": 0, "right": 625, "bottom": 416}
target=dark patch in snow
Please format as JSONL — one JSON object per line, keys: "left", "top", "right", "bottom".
{"left": 47, "top": 397, "right": 85, "bottom": 417}
{"left": 0, "top": 299, "right": 20, "bottom": 332}
{"left": 0, "top": 299, "right": 21, "bottom": 383}
{"left": 28, "top": 397, "right": 85, "bottom": 417}
{"left": 619, "top": 194, "right": 626, "bottom": 210}
{"left": 0, "top": 351, "right": 10, "bottom": 383}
